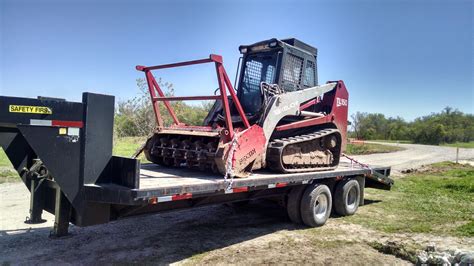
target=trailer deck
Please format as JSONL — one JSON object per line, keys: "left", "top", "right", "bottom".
{"left": 84, "top": 161, "right": 392, "bottom": 205}
{"left": 137, "top": 162, "right": 380, "bottom": 190}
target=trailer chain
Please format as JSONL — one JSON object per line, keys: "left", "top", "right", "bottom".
{"left": 132, "top": 132, "right": 155, "bottom": 159}
{"left": 224, "top": 134, "right": 239, "bottom": 191}
{"left": 342, "top": 153, "right": 394, "bottom": 186}
{"left": 341, "top": 153, "right": 373, "bottom": 174}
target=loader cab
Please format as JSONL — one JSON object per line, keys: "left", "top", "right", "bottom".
{"left": 236, "top": 38, "right": 318, "bottom": 115}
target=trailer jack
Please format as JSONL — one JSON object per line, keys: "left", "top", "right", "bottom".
{"left": 24, "top": 177, "right": 71, "bottom": 237}
{"left": 25, "top": 178, "right": 46, "bottom": 224}
{"left": 52, "top": 187, "right": 71, "bottom": 237}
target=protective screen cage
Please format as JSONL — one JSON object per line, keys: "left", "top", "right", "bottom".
{"left": 136, "top": 54, "right": 250, "bottom": 139}
{"left": 242, "top": 57, "right": 277, "bottom": 91}
{"left": 304, "top": 60, "right": 316, "bottom": 87}
{"left": 243, "top": 59, "right": 263, "bottom": 92}
{"left": 281, "top": 53, "right": 304, "bottom": 91}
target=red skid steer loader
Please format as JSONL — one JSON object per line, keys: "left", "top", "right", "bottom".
{"left": 136, "top": 38, "right": 348, "bottom": 177}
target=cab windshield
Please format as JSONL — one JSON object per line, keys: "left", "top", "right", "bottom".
{"left": 237, "top": 52, "right": 278, "bottom": 115}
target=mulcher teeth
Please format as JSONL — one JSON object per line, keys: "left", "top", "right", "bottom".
{"left": 144, "top": 133, "right": 220, "bottom": 172}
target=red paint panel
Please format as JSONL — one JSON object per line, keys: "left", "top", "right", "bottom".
{"left": 275, "top": 116, "right": 331, "bottom": 131}
{"left": 299, "top": 98, "right": 319, "bottom": 111}
{"left": 232, "top": 187, "right": 248, "bottom": 193}
{"left": 325, "top": 80, "right": 349, "bottom": 151}
{"left": 231, "top": 125, "right": 266, "bottom": 171}
{"left": 52, "top": 120, "right": 84, "bottom": 128}
{"left": 276, "top": 182, "right": 288, "bottom": 188}
{"left": 172, "top": 193, "right": 193, "bottom": 201}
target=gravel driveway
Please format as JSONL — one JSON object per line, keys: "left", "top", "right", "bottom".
{"left": 350, "top": 142, "right": 474, "bottom": 174}
{"left": 1, "top": 143, "right": 472, "bottom": 264}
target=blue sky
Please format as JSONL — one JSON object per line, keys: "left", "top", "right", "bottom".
{"left": 1, "top": 0, "right": 472, "bottom": 120}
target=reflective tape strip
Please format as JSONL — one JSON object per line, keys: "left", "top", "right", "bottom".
{"left": 172, "top": 193, "right": 192, "bottom": 201}
{"left": 30, "top": 119, "right": 52, "bottom": 126}
{"left": 30, "top": 119, "right": 83, "bottom": 128}
{"left": 268, "top": 182, "right": 288, "bottom": 188}
{"left": 149, "top": 193, "right": 192, "bottom": 204}
{"left": 302, "top": 180, "right": 309, "bottom": 184}
{"left": 52, "top": 120, "right": 84, "bottom": 128}
{"left": 157, "top": 196, "right": 172, "bottom": 203}
{"left": 225, "top": 187, "right": 248, "bottom": 194}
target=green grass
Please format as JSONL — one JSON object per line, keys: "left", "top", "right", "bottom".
{"left": 441, "top": 141, "right": 474, "bottom": 149}
{"left": 113, "top": 136, "right": 146, "bottom": 157}
{"left": 0, "top": 148, "right": 12, "bottom": 168}
{"left": 0, "top": 148, "right": 20, "bottom": 184}
{"left": 346, "top": 162, "right": 474, "bottom": 237}
{"left": 345, "top": 143, "right": 404, "bottom": 155}
{"left": 113, "top": 136, "right": 150, "bottom": 162}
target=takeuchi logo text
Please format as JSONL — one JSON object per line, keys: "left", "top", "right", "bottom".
{"left": 336, "top": 97, "right": 348, "bottom": 107}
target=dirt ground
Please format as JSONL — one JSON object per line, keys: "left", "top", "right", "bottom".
{"left": 1, "top": 143, "right": 473, "bottom": 264}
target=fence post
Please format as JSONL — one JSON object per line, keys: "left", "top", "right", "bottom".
{"left": 456, "top": 147, "right": 459, "bottom": 164}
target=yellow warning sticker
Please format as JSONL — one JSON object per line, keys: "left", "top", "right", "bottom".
{"left": 9, "top": 105, "right": 52, "bottom": 115}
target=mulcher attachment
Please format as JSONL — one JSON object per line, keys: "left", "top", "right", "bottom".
{"left": 143, "top": 125, "right": 267, "bottom": 177}
{"left": 266, "top": 128, "right": 342, "bottom": 173}
{"left": 144, "top": 133, "right": 220, "bottom": 172}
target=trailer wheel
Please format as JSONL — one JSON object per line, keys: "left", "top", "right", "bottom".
{"left": 300, "top": 184, "right": 332, "bottom": 227}
{"left": 334, "top": 179, "right": 360, "bottom": 216}
{"left": 286, "top": 185, "right": 306, "bottom": 224}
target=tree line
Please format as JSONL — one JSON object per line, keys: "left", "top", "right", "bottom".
{"left": 115, "top": 79, "right": 473, "bottom": 146}
{"left": 114, "top": 78, "right": 212, "bottom": 138}
{"left": 350, "top": 107, "right": 474, "bottom": 145}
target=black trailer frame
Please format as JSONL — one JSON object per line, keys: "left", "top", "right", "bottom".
{"left": 0, "top": 93, "right": 393, "bottom": 236}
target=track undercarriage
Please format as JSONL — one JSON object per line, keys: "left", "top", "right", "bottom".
{"left": 267, "top": 128, "right": 342, "bottom": 173}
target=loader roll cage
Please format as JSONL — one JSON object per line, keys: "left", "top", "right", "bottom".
{"left": 136, "top": 54, "right": 250, "bottom": 140}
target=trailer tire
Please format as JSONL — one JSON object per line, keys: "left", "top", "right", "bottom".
{"left": 334, "top": 179, "right": 360, "bottom": 216}
{"left": 300, "top": 184, "right": 332, "bottom": 227}
{"left": 286, "top": 185, "right": 306, "bottom": 224}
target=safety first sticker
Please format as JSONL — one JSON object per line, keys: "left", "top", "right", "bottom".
{"left": 9, "top": 105, "right": 52, "bottom": 115}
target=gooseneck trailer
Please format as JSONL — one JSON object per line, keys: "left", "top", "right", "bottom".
{"left": 0, "top": 92, "right": 392, "bottom": 237}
